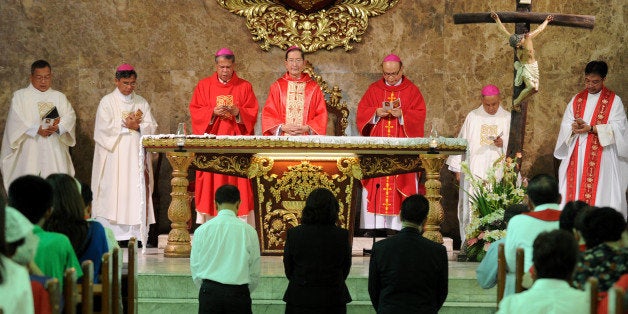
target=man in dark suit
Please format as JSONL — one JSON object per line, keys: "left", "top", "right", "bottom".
{"left": 368, "top": 194, "right": 448, "bottom": 314}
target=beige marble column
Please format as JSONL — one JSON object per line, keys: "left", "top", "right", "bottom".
{"left": 164, "top": 151, "right": 195, "bottom": 258}
{"left": 419, "top": 153, "right": 445, "bottom": 244}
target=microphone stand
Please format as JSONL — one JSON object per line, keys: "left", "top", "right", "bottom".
{"left": 363, "top": 183, "right": 380, "bottom": 255}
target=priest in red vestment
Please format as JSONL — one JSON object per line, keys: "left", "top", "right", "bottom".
{"left": 189, "top": 48, "right": 259, "bottom": 221}
{"left": 262, "top": 46, "right": 327, "bottom": 136}
{"left": 356, "top": 54, "right": 427, "bottom": 231}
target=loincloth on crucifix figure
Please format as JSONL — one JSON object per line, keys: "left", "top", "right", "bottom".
{"left": 491, "top": 11, "right": 553, "bottom": 109}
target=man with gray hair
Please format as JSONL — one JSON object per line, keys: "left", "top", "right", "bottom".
{"left": 189, "top": 47, "right": 259, "bottom": 224}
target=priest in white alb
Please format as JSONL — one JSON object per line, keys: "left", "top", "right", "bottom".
{"left": 91, "top": 64, "right": 158, "bottom": 243}
{"left": 1, "top": 60, "right": 76, "bottom": 190}
{"left": 554, "top": 61, "right": 627, "bottom": 218}
{"left": 446, "top": 85, "right": 511, "bottom": 243}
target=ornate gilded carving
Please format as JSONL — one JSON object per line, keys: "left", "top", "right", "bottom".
{"left": 270, "top": 161, "right": 338, "bottom": 201}
{"left": 216, "top": 0, "right": 400, "bottom": 52}
{"left": 419, "top": 154, "right": 445, "bottom": 244}
{"left": 164, "top": 151, "right": 195, "bottom": 257}
{"left": 359, "top": 155, "right": 422, "bottom": 178}
{"left": 257, "top": 160, "right": 354, "bottom": 253}
{"left": 192, "top": 153, "right": 251, "bottom": 177}
{"left": 248, "top": 156, "right": 275, "bottom": 178}
{"left": 303, "top": 61, "right": 350, "bottom": 135}
{"left": 337, "top": 156, "right": 362, "bottom": 180}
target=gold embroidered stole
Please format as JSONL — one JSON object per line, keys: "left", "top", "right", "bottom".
{"left": 566, "top": 87, "right": 615, "bottom": 204}
{"left": 285, "top": 81, "right": 306, "bottom": 126}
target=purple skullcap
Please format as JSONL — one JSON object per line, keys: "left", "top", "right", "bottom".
{"left": 286, "top": 45, "right": 301, "bottom": 53}
{"left": 116, "top": 63, "right": 134, "bottom": 72}
{"left": 481, "top": 85, "right": 500, "bottom": 96}
{"left": 383, "top": 54, "right": 402, "bottom": 63}
{"left": 215, "top": 47, "right": 234, "bottom": 57}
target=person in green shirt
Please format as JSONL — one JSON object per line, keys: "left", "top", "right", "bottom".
{"left": 7, "top": 174, "right": 82, "bottom": 284}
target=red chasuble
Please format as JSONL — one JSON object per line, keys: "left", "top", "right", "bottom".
{"left": 356, "top": 77, "right": 427, "bottom": 215}
{"left": 262, "top": 72, "right": 328, "bottom": 135}
{"left": 189, "top": 72, "right": 259, "bottom": 216}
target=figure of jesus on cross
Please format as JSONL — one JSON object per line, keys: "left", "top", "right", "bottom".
{"left": 491, "top": 11, "right": 553, "bottom": 109}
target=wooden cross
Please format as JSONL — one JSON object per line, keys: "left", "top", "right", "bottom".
{"left": 453, "top": 1, "right": 595, "bottom": 157}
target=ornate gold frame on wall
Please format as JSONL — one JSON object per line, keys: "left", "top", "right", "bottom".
{"left": 216, "top": 0, "right": 400, "bottom": 52}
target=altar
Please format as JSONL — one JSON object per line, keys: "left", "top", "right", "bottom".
{"left": 142, "top": 135, "right": 466, "bottom": 257}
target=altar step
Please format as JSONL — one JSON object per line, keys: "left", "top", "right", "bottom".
{"left": 136, "top": 264, "right": 496, "bottom": 314}
{"left": 137, "top": 241, "right": 496, "bottom": 314}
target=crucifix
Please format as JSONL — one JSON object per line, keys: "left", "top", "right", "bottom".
{"left": 453, "top": 0, "right": 595, "bottom": 156}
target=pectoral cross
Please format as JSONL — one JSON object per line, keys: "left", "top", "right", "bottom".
{"left": 453, "top": 0, "right": 594, "bottom": 157}
{"left": 387, "top": 92, "right": 396, "bottom": 102}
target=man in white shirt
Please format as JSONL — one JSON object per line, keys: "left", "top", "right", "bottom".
{"left": 504, "top": 174, "right": 561, "bottom": 296}
{"left": 1, "top": 60, "right": 76, "bottom": 190}
{"left": 190, "top": 185, "right": 261, "bottom": 314}
{"left": 554, "top": 60, "right": 627, "bottom": 218}
{"left": 446, "top": 84, "right": 511, "bottom": 242}
{"left": 497, "top": 229, "right": 588, "bottom": 313}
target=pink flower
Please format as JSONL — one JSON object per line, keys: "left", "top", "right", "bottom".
{"left": 467, "top": 238, "right": 478, "bottom": 246}
{"left": 484, "top": 242, "right": 492, "bottom": 251}
{"left": 478, "top": 231, "right": 485, "bottom": 240}
{"left": 516, "top": 152, "right": 523, "bottom": 159}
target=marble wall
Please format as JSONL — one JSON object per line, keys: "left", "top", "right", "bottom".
{"left": 0, "top": 0, "right": 625, "bottom": 246}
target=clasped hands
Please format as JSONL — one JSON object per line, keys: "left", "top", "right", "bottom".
{"left": 375, "top": 107, "right": 402, "bottom": 118}
{"left": 123, "top": 115, "right": 141, "bottom": 131}
{"left": 282, "top": 124, "right": 310, "bottom": 136}
{"left": 37, "top": 117, "right": 60, "bottom": 137}
{"left": 572, "top": 118, "right": 593, "bottom": 135}
{"left": 213, "top": 104, "right": 239, "bottom": 119}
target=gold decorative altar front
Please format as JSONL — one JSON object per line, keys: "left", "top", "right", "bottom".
{"left": 143, "top": 135, "right": 466, "bottom": 256}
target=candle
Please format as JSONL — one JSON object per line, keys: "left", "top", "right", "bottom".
{"left": 430, "top": 138, "right": 438, "bottom": 148}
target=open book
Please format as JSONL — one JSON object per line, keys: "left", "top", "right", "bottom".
{"left": 382, "top": 98, "right": 401, "bottom": 112}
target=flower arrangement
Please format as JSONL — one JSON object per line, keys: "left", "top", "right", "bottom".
{"left": 462, "top": 154, "right": 526, "bottom": 262}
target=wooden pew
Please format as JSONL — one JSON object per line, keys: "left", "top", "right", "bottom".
{"left": 47, "top": 278, "right": 61, "bottom": 314}
{"left": 80, "top": 261, "right": 94, "bottom": 314}
{"left": 515, "top": 248, "right": 525, "bottom": 293}
{"left": 112, "top": 247, "right": 122, "bottom": 314}
{"left": 63, "top": 268, "right": 78, "bottom": 314}
{"left": 125, "top": 238, "right": 138, "bottom": 314}
{"left": 585, "top": 277, "right": 598, "bottom": 314}
{"left": 496, "top": 243, "right": 506, "bottom": 306}
{"left": 608, "top": 285, "right": 625, "bottom": 314}
{"left": 77, "top": 252, "right": 113, "bottom": 314}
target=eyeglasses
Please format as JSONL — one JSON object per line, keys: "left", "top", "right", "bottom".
{"left": 33, "top": 75, "right": 51, "bottom": 81}
{"left": 584, "top": 79, "right": 603, "bottom": 86}
{"left": 383, "top": 69, "right": 401, "bottom": 77}
{"left": 121, "top": 81, "right": 137, "bottom": 87}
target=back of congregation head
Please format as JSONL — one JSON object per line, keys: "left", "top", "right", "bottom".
{"left": 301, "top": 188, "right": 339, "bottom": 225}
{"left": 584, "top": 60, "right": 608, "bottom": 78}
{"left": 559, "top": 200, "right": 589, "bottom": 231}
{"left": 214, "top": 184, "right": 240, "bottom": 205}
{"left": 526, "top": 174, "right": 560, "bottom": 207}
{"left": 46, "top": 173, "right": 85, "bottom": 219}
{"left": 576, "top": 206, "right": 625, "bottom": 249}
{"left": 533, "top": 229, "right": 578, "bottom": 281}
{"left": 504, "top": 204, "right": 529, "bottom": 224}
{"left": 8, "top": 175, "right": 53, "bottom": 224}
{"left": 400, "top": 194, "right": 429, "bottom": 225}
